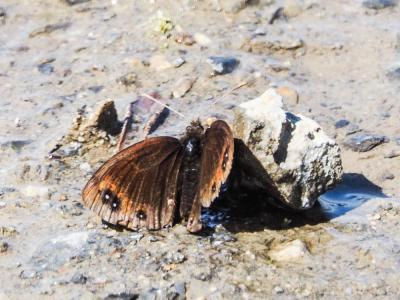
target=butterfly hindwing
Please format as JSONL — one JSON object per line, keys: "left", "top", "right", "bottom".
{"left": 187, "top": 120, "right": 234, "bottom": 232}
{"left": 82, "top": 136, "right": 183, "bottom": 230}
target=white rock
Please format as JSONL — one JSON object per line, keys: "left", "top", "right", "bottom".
{"left": 268, "top": 239, "right": 309, "bottom": 262}
{"left": 193, "top": 33, "right": 212, "bottom": 46}
{"left": 172, "top": 77, "right": 195, "bottom": 98}
{"left": 51, "top": 231, "right": 89, "bottom": 249}
{"left": 233, "top": 88, "right": 342, "bottom": 209}
{"left": 149, "top": 54, "right": 173, "bottom": 71}
{"left": 23, "top": 185, "right": 50, "bottom": 198}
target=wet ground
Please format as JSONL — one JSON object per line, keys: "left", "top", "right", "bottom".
{"left": 1, "top": 0, "right": 400, "bottom": 299}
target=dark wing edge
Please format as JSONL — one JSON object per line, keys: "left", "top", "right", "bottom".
{"left": 187, "top": 120, "right": 234, "bottom": 232}
{"left": 82, "top": 136, "right": 183, "bottom": 230}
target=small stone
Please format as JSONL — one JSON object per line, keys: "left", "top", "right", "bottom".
{"left": 174, "top": 32, "right": 195, "bottom": 45}
{"left": 116, "top": 72, "right": 137, "bottom": 87}
{"left": 362, "top": 0, "right": 396, "bottom": 9}
{"left": 149, "top": 55, "right": 173, "bottom": 71}
{"left": 0, "top": 140, "right": 31, "bottom": 152}
{"left": 207, "top": 56, "right": 239, "bottom": 75}
{"left": 172, "top": 77, "right": 195, "bottom": 98}
{"left": 23, "top": 185, "right": 50, "bottom": 198}
{"left": 88, "top": 85, "right": 103, "bottom": 93}
{"left": 37, "top": 62, "right": 54, "bottom": 75}
{"left": 0, "top": 201, "right": 6, "bottom": 208}
{"left": 70, "top": 273, "right": 87, "bottom": 284}
{"left": 345, "top": 133, "right": 387, "bottom": 152}
{"left": 335, "top": 119, "right": 350, "bottom": 129}
{"left": 193, "top": 33, "right": 212, "bottom": 46}
{"left": 164, "top": 252, "right": 186, "bottom": 264}
{"left": 172, "top": 57, "right": 185, "bottom": 68}
{"left": 63, "top": 0, "right": 90, "bottom": 5}
{"left": 387, "top": 67, "right": 400, "bottom": 80}
{"left": 130, "top": 233, "right": 144, "bottom": 243}
{"left": 283, "top": 0, "right": 304, "bottom": 17}
{"left": 0, "top": 7, "right": 7, "bottom": 25}
{"left": 268, "top": 239, "right": 310, "bottom": 262}
{"left": 219, "top": 0, "right": 248, "bottom": 13}
{"left": 274, "top": 286, "right": 284, "bottom": 294}
{"left": 384, "top": 149, "right": 400, "bottom": 158}
{"left": 382, "top": 172, "right": 395, "bottom": 180}
{"left": 0, "top": 241, "right": 9, "bottom": 252}
{"left": 29, "top": 22, "right": 71, "bottom": 38}
{"left": 276, "top": 86, "right": 299, "bottom": 106}
{"left": 1, "top": 226, "right": 18, "bottom": 237}
{"left": 79, "top": 162, "right": 92, "bottom": 173}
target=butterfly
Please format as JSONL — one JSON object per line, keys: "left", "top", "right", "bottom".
{"left": 82, "top": 119, "right": 234, "bottom": 233}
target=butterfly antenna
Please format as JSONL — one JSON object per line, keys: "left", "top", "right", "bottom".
{"left": 141, "top": 93, "right": 186, "bottom": 119}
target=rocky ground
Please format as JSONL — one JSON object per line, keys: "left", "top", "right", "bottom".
{"left": 1, "top": 0, "right": 400, "bottom": 299}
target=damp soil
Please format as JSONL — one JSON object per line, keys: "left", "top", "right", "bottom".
{"left": 1, "top": 1, "right": 400, "bottom": 299}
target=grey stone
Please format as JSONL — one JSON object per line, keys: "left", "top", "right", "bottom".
{"left": 362, "top": 0, "right": 396, "bottom": 9}
{"left": 384, "top": 149, "right": 400, "bottom": 158}
{"left": 207, "top": 56, "right": 239, "bottom": 75}
{"left": 387, "top": 67, "right": 400, "bottom": 80}
{"left": 335, "top": 119, "right": 350, "bottom": 129}
{"left": 172, "top": 57, "right": 186, "bottom": 68}
{"left": 70, "top": 273, "right": 87, "bottom": 284}
{"left": 63, "top": 0, "right": 90, "bottom": 5}
{"left": 172, "top": 77, "right": 195, "bottom": 98}
{"left": 345, "top": 133, "right": 387, "bottom": 152}
{"left": 233, "top": 88, "right": 342, "bottom": 210}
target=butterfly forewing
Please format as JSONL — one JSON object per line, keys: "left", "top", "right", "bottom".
{"left": 187, "top": 120, "right": 234, "bottom": 232}
{"left": 82, "top": 136, "right": 183, "bottom": 230}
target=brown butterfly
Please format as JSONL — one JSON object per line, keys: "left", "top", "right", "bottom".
{"left": 82, "top": 120, "right": 234, "bottom": 233}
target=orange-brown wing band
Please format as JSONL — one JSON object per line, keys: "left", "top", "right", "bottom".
{"left": 187, "top": 120, "right": 234, "bottom": 232}
{"left": 82, "top": 136, "right": 183, "bottom": 230}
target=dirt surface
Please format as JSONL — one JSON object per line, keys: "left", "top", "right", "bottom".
{"left": 1, "top": 0, "right": 400, "bottom": 299}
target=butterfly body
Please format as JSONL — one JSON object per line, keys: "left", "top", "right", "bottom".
{"left": 82, "top": 120, "right": 234, "bottom": 233}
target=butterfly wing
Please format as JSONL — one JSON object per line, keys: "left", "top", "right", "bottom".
{"left": 82, "top": 136, "right": 183, "bottom": 230}
{"left": 187, "top": 120, "right": 234, "bottom": 232}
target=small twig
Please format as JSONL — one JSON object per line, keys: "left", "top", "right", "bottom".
{"left": 116, "top": 101, "right": 135, "bottom": 151}
{"left": 141, "top": 93, "right": 186, "bottom": 119}
{"left": 142, "top": 107, "right": 169, "bottom": 139}
{"left": 217, "top": 79, "right": 254, "bottom": 102}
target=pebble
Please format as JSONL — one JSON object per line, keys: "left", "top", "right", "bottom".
{"left": 172, "top": 57, "right": 185, "bottom": 68}
{"left": 23, "top": 185, "right": 50, "bottom": 198}
{"left": 79, "top": 162, "right": 92, "bottom": 173}
{"left": 0, "top": 240, "right": 9, "bottom": 253}
{"left": 70, "top": 273, "right": 87, "bottom": 284}
{"left": 274, "top": 286, "right": 285, "bottom": 294}
{"left": 163, "top": 251, "right": 186, "bottom": 264}
{"left": 193, "top": 33, "right": 212, "bottom": 46}
{"left": 149, "top": 55, "right": 173, "bottom": 71}
{"left": 276, "top": 86, "right": 299, "bottom": 106}
{"left": 63, "top": 0, "right": 90, "bottom": 5}
{"left": 0, "top": 201, "right": 6, "bottom": 208}
{"left": 37, "top": 62, "right": 54, "bottom": 75}
{"left": 283, "top": 0, "right": 304, "bottom": 17}
{"left": 384, "top": 149, "right": 400, "bottom": 158}
{"left": 268, "top": 239, "right": 310, "bottom": 262}
{"left": 1, "top": 140, "right": 32, "bottom": 151}
{"left": 174, "top": 32, "right": 195, "bottom": 46}
{"left": 207, "top": 56, "right": 239, "bottom": 75}
{"left": 335, "top": 119, "right": 350, "bottom": 129}
{"left": 382, "top": 172, "right": 395, "bottom": 180}
{"left": 88, "top": 85, "right": 103, "bottom": 93}
{"left": 345, "top": 133, "right": 387, "bottom": 152}
{"left": 362, "top": 0, "right": 396, "bottom": 9}
{"left": 116, "top": 72, "right": 137, "bottom": 87}
{"left": 219, "top": 0, "right": 249, "bottom": 13}
{"left": 0, "top": 7, "right": 6, "bottom": 25}
{"left": 386, "top": 67, "right": 400, "bottom": 80}
{"left": 172, "top": 77, "right": 195, "bottom": 98}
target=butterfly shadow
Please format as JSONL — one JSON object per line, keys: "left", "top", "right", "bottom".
{"left": 203, "top": 140, "right": 387, "bottom": 234}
